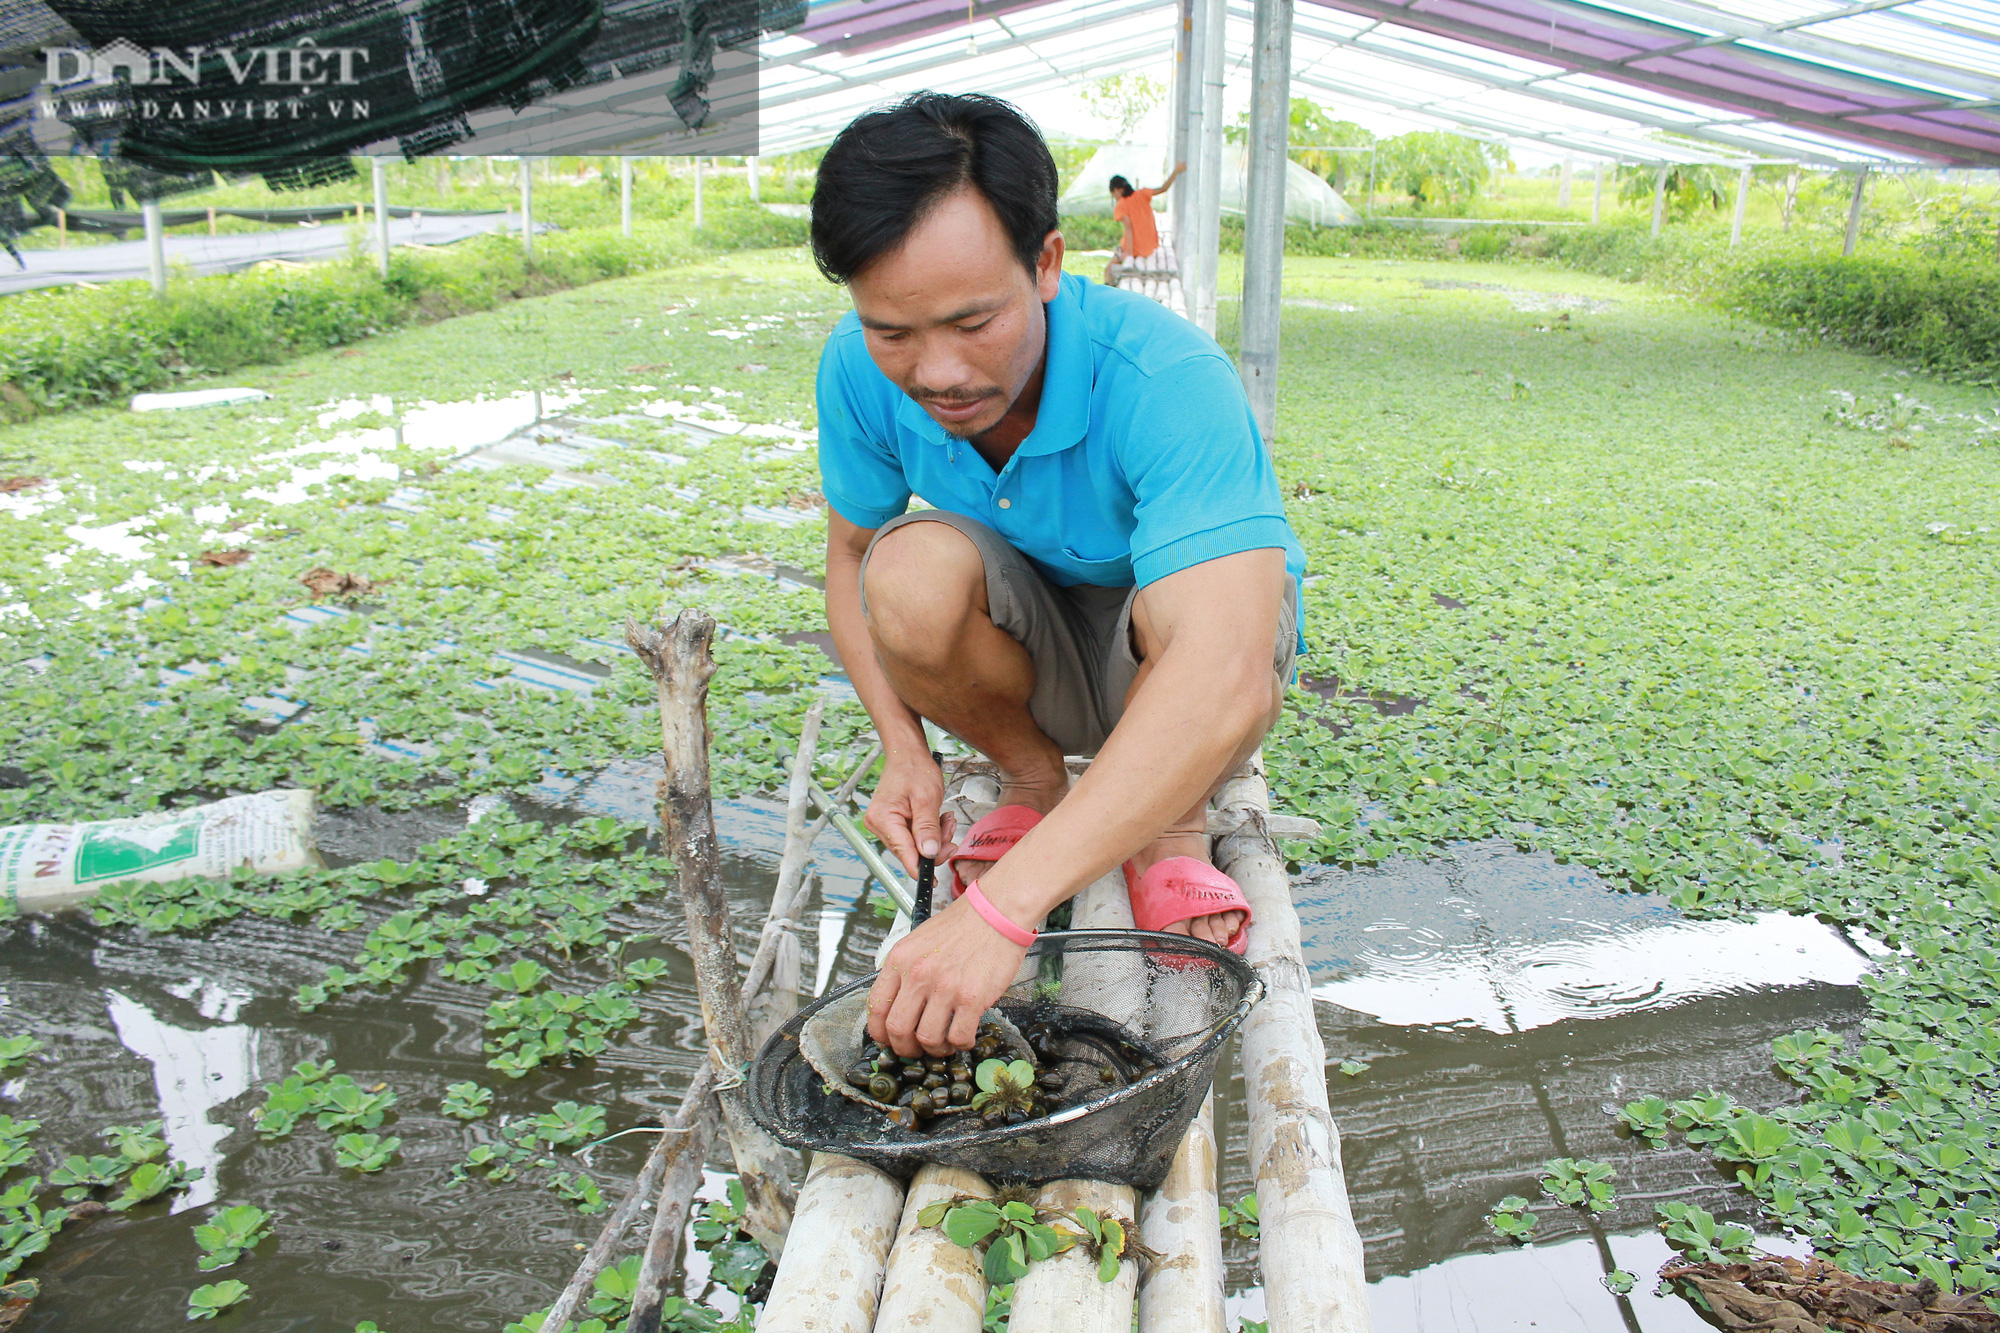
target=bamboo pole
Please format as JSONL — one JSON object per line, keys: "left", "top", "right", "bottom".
{"left": 1137, "top": 1095, "right": 1225, "bottom": 1333}
{"left": 694, "top": 157, "right": 705, "bottom": 230}
{"left": 750, "top": 696, "right": 827, "bottom": 1045}
{"left": 1213, "top": 754, "right": 1369, "bottom": 1333}
{"left": 757, "top": 1153, "right": 905, "bottom": 1332}
{"left": 1730, "top": 164, "right": 1751, "bottom": 247}
{"left": 626, "top": 610, "right": 797, "bottom": 1254}
{"left": 1592, "top": 161, "right": 1604, "bottom": 225}
{"left": 56, "top": 208, "right": 65, "bottom": 248}
{"left": 621, "top": 157, "right": 634, "bottom": 237}
{"left": 873, "top": 1164, "right": 995, "bottom": 1331}
{"left": 1650, "top": 164, "right": 1669, "bottom": 237}
{"left": 749, "top": 155, "right": 761, "bottom": 204}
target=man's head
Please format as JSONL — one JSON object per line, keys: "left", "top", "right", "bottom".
{"left": 1108, "top": 175, "right": 1133, "bottom": 198}
{"left": 812, "top": 92, "right": 1063, "bottom": 440}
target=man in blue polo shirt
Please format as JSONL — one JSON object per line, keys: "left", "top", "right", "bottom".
{"left": 811, "top": 92, "right": 1307, "bottom": 1058}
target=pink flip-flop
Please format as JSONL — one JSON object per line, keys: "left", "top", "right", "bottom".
{"left": 1122, "top": 856, "right": 1253, "bottom": 955}
{"left": 942, "top": 804, "right": 1044, "bottom": 899}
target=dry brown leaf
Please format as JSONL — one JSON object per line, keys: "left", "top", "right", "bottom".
{"left": 1665, "top": 1259, "right": 2000, "bottom": 1333}
{"left": 299, "top": 566, "right": 378, "bottom": 600}
{"left": 0, "top": 476, "right": 45, "bottom": 493}
{"left": 198, "top": 549, "right": 252, "bottom": 567}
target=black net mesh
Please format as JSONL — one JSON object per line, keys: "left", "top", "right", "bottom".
{"left": 748, "top": 930, "right": 1263, "bottom": 1189}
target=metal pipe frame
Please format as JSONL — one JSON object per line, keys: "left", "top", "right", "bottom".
{"left": 1238, "top": 0, "right": 1291, "bottom": 445}
{"left": 1193, "top": 0, "right": 1227, "bottom": 336}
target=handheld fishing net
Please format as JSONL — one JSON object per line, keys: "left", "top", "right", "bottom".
{"left": 748, "top": 929, "right": 1262, "bottom": 1188}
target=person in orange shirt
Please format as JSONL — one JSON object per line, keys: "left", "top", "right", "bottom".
{"left": 1105, "top": 162, "right": 1185, "bottom": 284}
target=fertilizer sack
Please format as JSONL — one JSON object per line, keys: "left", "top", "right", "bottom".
{"left": 0, "top": 790, "right": 318, "bottom": 913}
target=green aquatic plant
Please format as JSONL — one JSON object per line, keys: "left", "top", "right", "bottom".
{"left": 1539, "top": 1158, "right": 1616, "bottom": 1214}
{"left": 185, "top": 1280, "right": 249, "bottom": 1321}
{"left": 440, "top": 1083, "right": 493, "bottom": 1121}
{"left": 109, "top": 1160, "right": 199, "bottom": 1211}
{"left": 333, "top": 1134, "right": 399, "bottom": 1174}
{"left": 0, "top": 1037, "right": 41, "bottom": 1072}
{"left": 1484, "top": 1195, "right": 1537, "bottom": 1243}
{"left": 1220, "top": 1193, "right": 1260, "bottom": 1239}
{"left": 1656, "top": 1202, "right": 1757, "bottom": 1264}
{"left": 192, "top": 1205, "right": 273, "bottom": 1270}
{"left": 100, "top": 1121, "right": 167, "bottom": 1164}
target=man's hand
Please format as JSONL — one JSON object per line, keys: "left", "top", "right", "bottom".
{"left": 864, "top": 753, "right": 956, "bottom": 879}
{"left": 867, "top": 895, "right": 1028, "bottom": 1055}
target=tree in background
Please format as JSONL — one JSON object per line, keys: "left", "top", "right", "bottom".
{"left": 1375, "top": 131, "right": 1509, "bottom": 209}
{"left": 1225, "top": 99, "right": 1376, "bottom": 192}
{"left": 1080, "top": 73, "right": 1167, "bottom": 141}
{"left": 1286, "top": 101, "right": 1375, "bottom": 194}
{"left": 1615, "top": 162, "right": 1729, "bottom": 218}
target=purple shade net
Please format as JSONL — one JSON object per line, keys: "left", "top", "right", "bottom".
{"left": 791, "top": 0, "right": 2000, "bottom": 164}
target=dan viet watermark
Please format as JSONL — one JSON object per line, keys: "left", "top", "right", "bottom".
{"left": 38, "top": 38, "right": 375, "bottom": 123}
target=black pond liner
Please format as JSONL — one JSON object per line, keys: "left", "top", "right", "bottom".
{"left": 748, "top": 929, "right": 1263, "bottom": 1188}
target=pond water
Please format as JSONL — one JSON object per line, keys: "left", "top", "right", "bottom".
{"left": 0, "top": 797, "right": 1870, "bottom": 1330}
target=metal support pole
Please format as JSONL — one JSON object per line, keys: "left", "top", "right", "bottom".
{"left": 1844, "top": 166, "right": 1867, "bottom": 256}
{"left": 1193, "top": 0, "right": 1227, "bottom": 337}
{"left": 621, "top": 157, "right": 633, "bottom": 237}
{"left": 143, "top": 199, "right": 165, "bottom": 296}
{"left": 1730, "top": 164, "right": 1751, "bottom": 247}
{"left": 372, "top": 157, "right": 390, "bottom": 277}
{"left": 1649, "top": 164, "right": 1668, "bottom": 238}
{"left": 1239, "top": 0, "right": 1292, "bottom": 446}
{"left": 694, "top": 157, "right": 705, "bottom": 229}
{"left": 519, "top": 158, "right": 534, "bottom": 263}
{"left": 1557, "top": 153, "right": 1573, "bottom": 211}
{"left": 1592, "top": 160, "right": 1603, "bottom": 225}
{"left": 1178, "top": 0, "right": 1206, "bottom": 312}
{"left": 1169, "top": 0, "right": 1195, "bottom": 257}
{"left": 748, "top": 155, "right": 760, "bottom": 204}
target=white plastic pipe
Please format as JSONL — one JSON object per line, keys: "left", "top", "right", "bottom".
{"left": 142, "top": 200, "right": 165, "bottom": 296}
{"left": 372, "top": 157, "right": 390, "bottom": 277}
{"left": 519, "top": 157, "right": 534, "bottom": 262}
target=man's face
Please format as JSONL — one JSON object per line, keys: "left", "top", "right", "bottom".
{"left": 848, "top": 187, "right": 1063, "bottom": 440}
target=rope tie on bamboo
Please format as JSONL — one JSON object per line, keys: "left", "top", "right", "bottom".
{"left": 708, "top": 1049, "right": 749, "bottom": 1092}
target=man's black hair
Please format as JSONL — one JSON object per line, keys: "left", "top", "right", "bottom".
{"left": 810, "top": 91, "right": 1058, "bottom": 284}
{"left": 1108, "top": 175, "right": 1133, "bottom": 196}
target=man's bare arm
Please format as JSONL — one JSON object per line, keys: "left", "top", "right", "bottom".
{"left": 1155, "top": 161, "right": 1188, "bottom": 194}
{"left": 977, "top": 548, "right": 1285, "bottom": 922}
{"left": 826, "top": 511, "right": 951, "bottom": 873}
{"left": 866, "top": 548, "right": 1287, "bottom": 1053}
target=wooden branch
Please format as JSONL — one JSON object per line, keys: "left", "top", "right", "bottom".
{"left": 627, "top": 610, "right": 797, "bottom": 1256}
{"left": 545, "top": 1062, "right": 718, "bottom": 1333}
{"left": 626, "top": 1073, "right": 725, "bottom": 1333}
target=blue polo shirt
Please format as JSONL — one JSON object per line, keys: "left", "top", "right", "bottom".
{"left": 816, "top": 271, "right": 1307, "bottom": 650}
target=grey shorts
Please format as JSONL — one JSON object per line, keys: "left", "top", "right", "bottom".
{"left": 859, "top": 509, "right": 1299, "bottom": 756}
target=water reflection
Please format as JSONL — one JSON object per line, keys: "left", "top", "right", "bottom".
{"left": 105, "top": 986, "right": 260, "bottom": 1212}
{"left": 1297, "top": 840, "right": 1871, "bottom": 1032}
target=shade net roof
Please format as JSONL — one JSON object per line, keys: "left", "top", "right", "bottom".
{"left": 761, "top": 0, "right": 2000, "bottom": 166}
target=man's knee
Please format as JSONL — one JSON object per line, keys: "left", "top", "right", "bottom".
{"left": 862, "top": 521, "right": 987, "bottom": 664}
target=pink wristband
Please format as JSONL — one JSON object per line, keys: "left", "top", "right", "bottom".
{"left": 962, "top": 880, "right": 1036, "bottom": 948}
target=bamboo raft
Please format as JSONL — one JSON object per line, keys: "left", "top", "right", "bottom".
{"left": 759, "top": 755, "right": 1371, "bottom": 1333}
